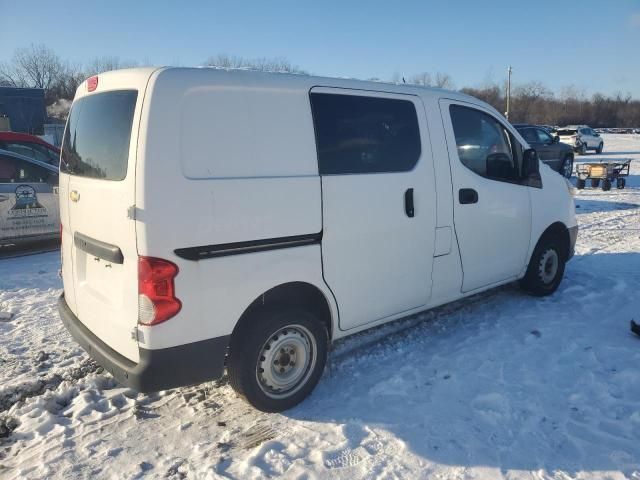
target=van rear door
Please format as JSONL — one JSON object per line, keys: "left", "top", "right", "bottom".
{"left": 61, "top": 74, "right": 147, "bottom": 362}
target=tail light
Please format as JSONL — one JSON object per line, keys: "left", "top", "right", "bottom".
{"left": 87, "top": 75, "right": 98, "bottom": 92}
{"left": 138, "top": 256, "right": 181, "bottom": 326}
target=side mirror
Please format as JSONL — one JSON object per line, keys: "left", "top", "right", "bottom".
{"left": 522, "top": 148, "right": 540, "bottom": 177}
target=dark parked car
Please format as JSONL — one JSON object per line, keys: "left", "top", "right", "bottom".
{"left": 513, "top": 124, "right": 574, "bottom": 178}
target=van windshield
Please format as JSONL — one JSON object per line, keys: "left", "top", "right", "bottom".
{"left": 61, "top": 90, "right": 137, "bottom": 180}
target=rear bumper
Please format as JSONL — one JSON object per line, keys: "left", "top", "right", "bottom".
{"left": 58, "top": 293, "right": 229, "bottom": 392}
{"left": 568, "top": 225, "right": 578, "bottom": 260}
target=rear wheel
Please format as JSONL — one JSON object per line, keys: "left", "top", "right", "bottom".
{"left": 617, "top": 178, "right": 626, "bottom": 189}
{"left": 576, "top": 178, "right": 586, "bottom": 189}
{"left": 578, "top": 143, "right": 587, "bottom": 155}
{"left": 602, "top": 179, "right": 612, "bottom": 191}
{"left": 590, "top": 178, "right": 600, "bottom": 188}
{"left": 561, "top": 155, "right": 574, "bottom": 179}
{"left": 520, "top": 234, "right": 566, "bottom": 296}
{"left": 227, "top": 307, "right": 328, "bottom": 412}
{"left": 596, "top": 142, "right": 603, "bottom": 154}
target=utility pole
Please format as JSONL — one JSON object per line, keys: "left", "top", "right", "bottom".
{"left": 505, "top": 66, "right": 512, "bottom": 121}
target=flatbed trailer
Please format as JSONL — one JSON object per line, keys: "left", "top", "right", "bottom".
{"left": 575, "top": 159, "right": 631, "bottom": 191}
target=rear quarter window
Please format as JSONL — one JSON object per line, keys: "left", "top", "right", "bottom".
{"left": 61, "top": 90, "right": 138, "bottom": 180}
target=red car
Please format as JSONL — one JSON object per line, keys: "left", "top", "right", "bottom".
{"left": 0, "top": 132, "right": 60, "bottom": 166}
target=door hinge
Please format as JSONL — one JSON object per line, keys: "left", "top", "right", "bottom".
{"left": 131, "top": 326, "right": 145, "bottom": 343}
{"left": 127, "top": 205, "right": 137, "bottom": 220}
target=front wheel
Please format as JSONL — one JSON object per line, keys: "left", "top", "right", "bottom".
{"left": 576, "top": 178, "right": 586, "bottom": 189}
{"left": 596, "top": 142, "right": 603, "bottom": 154}
{"left": 561, "top": 155, "right": 574, "bottom": 179}
{"left": 602, "top": 179, "right": 612, "bottom": 191}
{"left": 227, "top": 307, "right": 328, "bottom": 412}
{"left": 520, "top": 235, "right": 566, "bottom": 296}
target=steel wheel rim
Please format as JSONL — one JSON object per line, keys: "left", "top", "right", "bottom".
{"left": 539, "top": 248, "right": 559, "bottom": 284}
{"left": 256, "top": 324, "right": 317, "bottom": 399}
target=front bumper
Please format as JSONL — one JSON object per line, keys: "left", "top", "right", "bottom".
{"left": 58, "top": 294, "right": 229, "bottom": 392}
{"left": 568, "top": 225, "right": 578, "bottom": 260}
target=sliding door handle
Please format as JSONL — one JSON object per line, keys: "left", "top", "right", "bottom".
{"left": 404, "top": 188, "right": 414, "bottom": 217}
{"left": 459, "top": 188, "right": 478, "bottom": 204}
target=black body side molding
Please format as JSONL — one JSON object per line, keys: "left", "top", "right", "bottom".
{"left": 174, "top": 232, "right": 322, "bottom": 261}
{"left": 74, "top": 232, "right": 124, "bottom": 264}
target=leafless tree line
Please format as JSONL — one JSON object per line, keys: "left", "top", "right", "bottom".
{"left": 460, "top": 82, "right": 640, "bottom": 128}
{"left": 1, "top": 44, "right": 637, "bottom": 127}
{"left": 202, "top": 54, "right": 306, "bottom": 74}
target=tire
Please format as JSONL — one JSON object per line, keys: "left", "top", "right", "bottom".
{"left": 560, "top": 155, "right": 574, "bottom": 179}
{"left": 227, "top": 307, "right": 328, "bottom": 412}
{"left": 602, "top": 179, "right": 612, "bottom": 191}
{"left": 596, "top": 142, "right": 603, "bottom": 154}
{"left": 520, "top": 234, "right": 566, "bottom": 296}
{"left": 576, "top": 178, "right": 586, "bottom": 189}
{"left": 616, "top": 178, "right": 626, "bottom": 189}
{"left": 590, "top": 178, "right": 600, "bottom": 188}
{"left": 577, "top": 143, "right": 587, "bottom": 155}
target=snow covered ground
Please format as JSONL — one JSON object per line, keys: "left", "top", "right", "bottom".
{"left": 1, "top": 134, "right": 639, "bottom": 479}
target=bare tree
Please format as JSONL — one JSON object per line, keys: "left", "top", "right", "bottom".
{"left": 202, "top": 54, "right": 306, "bottom": 74}
{"left": 0, "top": 44, "right": 65, "bottom": 91}
{"left": 433, "top": 72, "right": 454, "bottom": 89}
{"left": 409, "top": 72, "right": 432, "bottom": 86}
{"left": 85, "top": 56, "right": 139, "bottom": 76}
{"left": 406, "top": 71, "right": 453, "bottom": 89}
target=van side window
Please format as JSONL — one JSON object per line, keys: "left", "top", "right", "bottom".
{"left": 310, "top": 93, "right": 421, "bottom": 175}
{"left": 449, "top": 105, "right": 520, "bottom": 182}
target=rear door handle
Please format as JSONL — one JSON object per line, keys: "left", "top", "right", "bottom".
{"left": 404, "top": 188, "right": 414, "bottom": 217}
{"left": 459, "top": 188, "right": 478, "bottom": 204}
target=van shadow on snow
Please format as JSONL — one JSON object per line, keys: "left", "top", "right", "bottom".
{"left": 582, "top": 151, "right": 640, "bottom": 157}
{"left": 285, "top": 252, "right": 640, "bottom": 476}
{"left": 574, "top": 198, "right": 640, "bottom": 214}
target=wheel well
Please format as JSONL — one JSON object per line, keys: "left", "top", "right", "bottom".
{"left": 539, "top": 222, "right": 570, "bottom": 261}
{"left": 233, "top": 282, "right": 334, "bottom": 342}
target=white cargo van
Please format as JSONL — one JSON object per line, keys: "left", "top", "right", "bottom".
{"left": 58, "top": 68, "right": 577, "bottom": 412}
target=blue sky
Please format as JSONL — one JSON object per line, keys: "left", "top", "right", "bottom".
{"left": 1, "top": 0, "right": 639, "bottom": 96}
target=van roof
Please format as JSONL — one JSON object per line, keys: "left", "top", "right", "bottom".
{"left": 101, "top": 66, "right": 482, "bottom": 105}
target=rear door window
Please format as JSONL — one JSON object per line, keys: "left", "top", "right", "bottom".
{"left": 557, "top": 129, "right": 576, "bottom": 136}
{"left": 310, "top": 93, "right": 421, "bottom": 175}
{"left": 61, "top": 90, "right": 137, "bottom": 180}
